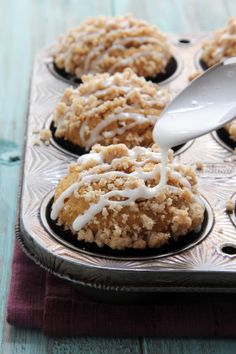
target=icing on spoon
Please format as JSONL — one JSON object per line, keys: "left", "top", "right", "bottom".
{"left": 153, "top": 57, "right": 236, "bottom": 150}
{"left": 153, "top": 57, "right": 236, "bottom": 185}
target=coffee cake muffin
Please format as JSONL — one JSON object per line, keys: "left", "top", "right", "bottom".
{"left": 201, "top": 18, "right": 236, "bottom": 68}
{"left": 225, "top": 120, "right": 236, "bottom": 142}
{"left": 201, "top": 18, "right": 236, "bottom": 144}
{"left": 52, "top": 68, "right": 171, "bottom": 151}
{"left": 53, "top": 14, "right": 172, "bottom": 79}
{"left": 50, "top": 144, "right": 205, "bottom": 250}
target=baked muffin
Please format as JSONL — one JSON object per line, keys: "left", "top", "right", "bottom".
{"left": 225, "top": 120, "right": 236, "bottom": 142}
{"left": 52, "top": 68, "right": 171, "bottom": 151}
{"left": 201, "top": 18, "right": 236, "bottom": 144}
{"left": 53, "top": 14, "right": 172, "bottom": 79}
{"left": 201, "top": 18, "right": 236, "bottom": 68}
{"left": 50, "top": 144, "right": 205, "bottom": 250}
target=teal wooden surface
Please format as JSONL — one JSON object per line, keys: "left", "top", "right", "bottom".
{"left": 1, "top": 0, "right": 236, "bottom": 352}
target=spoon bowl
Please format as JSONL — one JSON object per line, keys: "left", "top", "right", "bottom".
{"left": 153, "top": 57, "right": 236, "bottom": 149}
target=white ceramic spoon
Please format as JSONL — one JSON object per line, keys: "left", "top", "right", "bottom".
{"left": 153, "top": 57, "right": 236, "bottom": 150}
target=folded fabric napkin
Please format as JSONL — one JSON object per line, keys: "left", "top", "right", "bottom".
{"left": 7, "top": 241, "right": 236, "bottom": 337}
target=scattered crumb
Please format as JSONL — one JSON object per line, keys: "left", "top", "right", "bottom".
{"left": 195, "top": 160, "right": 203, "bottom": 171}
{"left": 218, "top": 227, "right": 224, "bottom": 234}
{"left": 40, "top": 129, "right": 52, "bottom": 141}
{"left": 188, "top": 70, "right": 202, "bottom": 82}
{"left": 32, "top": 128, "right": 52, "bottom": 147}
{"left": 32, "top": 139, "right": 41, "bottom": 146}
{"left": 226, "top": 199, "right": 235, "bottom": 213}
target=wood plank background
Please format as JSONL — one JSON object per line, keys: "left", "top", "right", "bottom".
{"left": 1, "top": 0, "right": 236, "bottom": 352}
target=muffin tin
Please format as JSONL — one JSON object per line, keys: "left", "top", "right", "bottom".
{"left": 17, "top": 33, "right": 236, "bottom": 300}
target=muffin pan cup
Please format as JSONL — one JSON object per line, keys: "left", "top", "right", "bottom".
{"left": 45, "top": 116, "right": 194, "bottom": 158}
{"left": 47, "top": 55, "right": 181, "bottom": 87}
{"left": 40, "top": 191, "right": 213, "bottom": 261}
{"left": 18, "top": 34, "right": 236, "bottom": 299}
{"left": 212, "top": 128, "right": 236, "bottom": 152}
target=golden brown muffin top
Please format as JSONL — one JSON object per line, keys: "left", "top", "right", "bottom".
{"left": 202, "top": 18, "right": 236, "bottom": 67}
{"left": 52, "top": 68, "right": 171, "bottom": 150}
{"left": 51, "top": 144, "right": 205, "bottom": 249}
{"left": 53, "top": 14, "right": 172, "bottom": 78}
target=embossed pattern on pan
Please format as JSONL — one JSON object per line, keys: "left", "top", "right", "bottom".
{"left": 19, "top": 34, "right": 236, "bottom": 293}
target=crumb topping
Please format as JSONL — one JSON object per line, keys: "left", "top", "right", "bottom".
{"left": 201, "top": 18, "right": 236, "bottom": 142}
{"left": 52, "top": 69, "right": 170, "bottom": 150}
{"left": 188, "top": 70, "right": 203, "bottom": 82}
{"left": 195, "top": 160, "right": 203, "bottom": 171}
{"left": 201, "top": 18, "right": 236, "bottom": 67}
{"left": 52, "top": 144, "right": 205, "bottom": 250}
{"left": 226, "top": 199, "right": 235, "bottom": 213}
{"left": 40, "top": 129, "right": 52, "bottom": 142}
{"left": 225, "top": 120, "right": 236, "bottom": 142}
{"left": 53, "top": 14, "right": 172, "bottom": 78}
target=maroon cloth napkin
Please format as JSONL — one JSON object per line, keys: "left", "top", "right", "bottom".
{"left": 7, "top": 242, "right": 236, "bottom": 337}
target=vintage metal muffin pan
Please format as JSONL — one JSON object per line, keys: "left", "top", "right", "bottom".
{"left": 17, "top": 33, "right": 236, "bottom": 296}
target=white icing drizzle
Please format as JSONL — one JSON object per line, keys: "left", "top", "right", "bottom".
{"left": 77, "top": 152, "right": 104, "bottom": 165}
{"left": 55, "top": 15, "right": 172, "bottom": 79}
{"left": 82, "top": 75, "right": 169, "bottom": 104}
{"left": 87, "top": 36, "right": 168, "bottom": 73}
{"left": 212, "top": 46, "right": 224, "bottom": 59}
{"left": 57, "top": 29, "right": 103, "bottom": 69}
{"left": 88, "top": 85, "right": 131, "bottom": 97}
{"left": 72, "top": 75, "right": 170, "bottom": 150}
{"left": 80, "top": 112, "right": 157, "bottom": 150}
{"left": 108, "top": 51, "right": 164, "bottom": 74}
{"left": 171, "top": 171, "right": 191, "bottom": 188}
{"left": 208, "top": 20, "right": 236, "bottom": 61}
{"left": 51, "top": 146, "right": 196, "bottom": 233}
{"left": 53, "top": 71, "right": 170, "bottom": 148}
{"left": 84, "top": 85, "right": 169, "bottom": 108}
{"left": 83, "top": 32, "right": 168, "bottom": 73}
{"left": 221, "top": 33, "right": 236, "bottom": 40}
